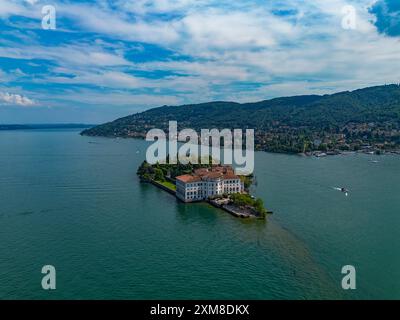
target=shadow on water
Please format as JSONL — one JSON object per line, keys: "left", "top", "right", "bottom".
{"left": 18, "top": 211, "right": 35, "bottom": 216}
{"left": 266, "top": 217, "right": 344, "bottom": 299}
{"left": 173, "top": 195, "right": 343, "bottom": 299}
{"left": 2, "top": 208, "right": 57, "bottom": 219}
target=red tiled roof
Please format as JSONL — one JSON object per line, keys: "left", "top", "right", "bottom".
{"left": 194, "top": 168, "right": 209, "bottom": 175}
{"left": 177, "top": 166, "right": 240, "bottom": 183}
{"left": 202, "top": 172, "right": 223, "bottom": 180}
{"left": 176, "top": 175, "right": 202, "bottom": 183}
{"left": 223, "top": 174, "right": 240, "bottom": 179}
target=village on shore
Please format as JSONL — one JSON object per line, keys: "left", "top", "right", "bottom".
{"left": 303, "top": 144, "right": 400, "bottom": 158}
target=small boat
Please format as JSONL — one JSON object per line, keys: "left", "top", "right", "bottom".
{"left": 315, "top": 152, "right": 327, "bottom": 158}
{"left": 341, "top": 187, "right": 349, "bottom": 197}
{"left": 334, "top": 187, "right": 349, "bottom": 196}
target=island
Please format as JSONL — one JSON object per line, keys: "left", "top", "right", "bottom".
{"left": 82, "top": 84, "right": 400, "bottom": 156}
{"left": 137, "top": 161, "right": 268, "bottom": 219}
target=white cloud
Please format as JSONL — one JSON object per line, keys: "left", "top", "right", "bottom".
{"left": 1, "top": 0, "right": 400, "bottom": 117}
{"left": 176, "top": 9, "right": 297, "bottom": 54}
{"left": 54, "top": 90, "right": 182, "bottom": 107}
{"left": 43, "top": 69, "right": 211, "bottom": 94}
{"left": 0, "top": 69, "right": 7, "bottom": 82}
{"left": 117, "top": 0, "right": 206, "bottom": 15}
{"left": 0, "top": 44, "right": 131, "bottom": 68}
{"left": 0, "top": 0, "right": 28, "bottom": 18}
{"left": 0, "top": 92, "right": 35, "bottom": 106}
{"left": 57, "top": 3, "right": 180, "bottom": 45}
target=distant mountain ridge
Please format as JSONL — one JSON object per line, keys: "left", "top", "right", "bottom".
{"left": 81, "top": 84, "right": 400, "bottom": 154}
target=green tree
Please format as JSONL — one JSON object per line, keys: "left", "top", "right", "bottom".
{"left": 154, "top": 168, "right": 165, "bottom": 182}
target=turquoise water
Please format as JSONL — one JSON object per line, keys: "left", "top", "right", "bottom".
{"left": 0, "top": 129, "right": 399, "bottom": 299}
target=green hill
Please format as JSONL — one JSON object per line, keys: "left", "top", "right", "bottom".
{"left": 81, "top": 84, "right": 400, "bottom": 154}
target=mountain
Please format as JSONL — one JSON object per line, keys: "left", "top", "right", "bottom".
{"left": 81, "top": 84, "right": 400, "bottom": 154}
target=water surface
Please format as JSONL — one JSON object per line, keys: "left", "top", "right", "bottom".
{"left": 0, "top": 129, "right": 398, "bottom": 299}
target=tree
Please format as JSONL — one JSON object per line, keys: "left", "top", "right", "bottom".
{"left": 254, "top": 198, "right": 266, "bottom": 215}
{"left": 154, "top": 168, "right": 165, "bottom": 182}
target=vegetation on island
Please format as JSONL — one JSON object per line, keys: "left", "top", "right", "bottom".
{"left": 156, "top": 180, "right": 177, "bottom": 192}
{"left": 137, "top": 158, "right": 213, "bottom": 183}
{"left": 230, "top": 193, "right": 268, "bottom": 218}
{"left": 82, "top": 84, "right": 400, "bottom": 155}
{"left": 136, "top": 161, "right": 177, "bottom": 192}
{"left": 137, "top": 159, "right": 254, "bottom": 191}
{"left": 240, "top": 175, "right": 254, "bottom": 190}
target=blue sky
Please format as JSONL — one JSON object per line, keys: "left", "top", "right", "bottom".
{"left": 0, "top": 0, "right": 399, "bottom": 123}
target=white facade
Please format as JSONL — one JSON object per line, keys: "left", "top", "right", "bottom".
{"left": 176, "top": 176, "right": 242, "bottom": 203}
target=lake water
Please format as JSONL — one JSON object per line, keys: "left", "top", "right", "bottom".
{"left": 0, "top": 129, "right": 399, "bottom": 299}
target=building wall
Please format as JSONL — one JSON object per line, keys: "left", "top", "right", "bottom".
{"left": 176, "top": 178, "right": 242, "bottom": 203}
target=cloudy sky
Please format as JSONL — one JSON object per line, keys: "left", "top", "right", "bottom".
{"left": 0, "top": 0, "right": 399, "bottom": 123}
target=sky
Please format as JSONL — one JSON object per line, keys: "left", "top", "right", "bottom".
{"left": 0, "top": 0, "right": 399, "bottom": 124}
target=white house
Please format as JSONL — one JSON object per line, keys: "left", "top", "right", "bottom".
{"left": 176, "top": 166, "right": 243, "bottom": 203}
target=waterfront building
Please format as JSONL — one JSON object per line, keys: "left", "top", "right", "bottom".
{"left": 176, "top": 166, "right": 243, "bottom": 202}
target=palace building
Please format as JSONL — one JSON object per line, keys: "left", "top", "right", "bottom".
{"left": 176, "top": 166, "right": 243, "bottom": 203}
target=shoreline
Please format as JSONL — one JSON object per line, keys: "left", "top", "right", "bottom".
{"left": 299, "top": 149, "right": 400, "bottom": 157}
{"left": 81, "top": 132, "right": 400, "bottom": 157}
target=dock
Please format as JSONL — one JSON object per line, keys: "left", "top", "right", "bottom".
{"left": 208, "top": 199, "right": 263, "bottom": 219}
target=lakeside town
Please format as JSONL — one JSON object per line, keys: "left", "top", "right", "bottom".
{"left": 137, "top": 161, "right": 269, "bottom": 219}
{"left": 305, "top": 145, "right": 400, "bottom": 158}
{"left": 254, "top": 121, "right": 400, "bottom": 156}
{"left": 81, "top": 85, "right": 400, "bottom": 159}
{"left": 83, "top": 118, "right": 400, "bottom": 157}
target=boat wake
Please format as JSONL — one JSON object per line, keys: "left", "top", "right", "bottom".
{"left": 333, "top": 187, "right": 349, "bottom": 196}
